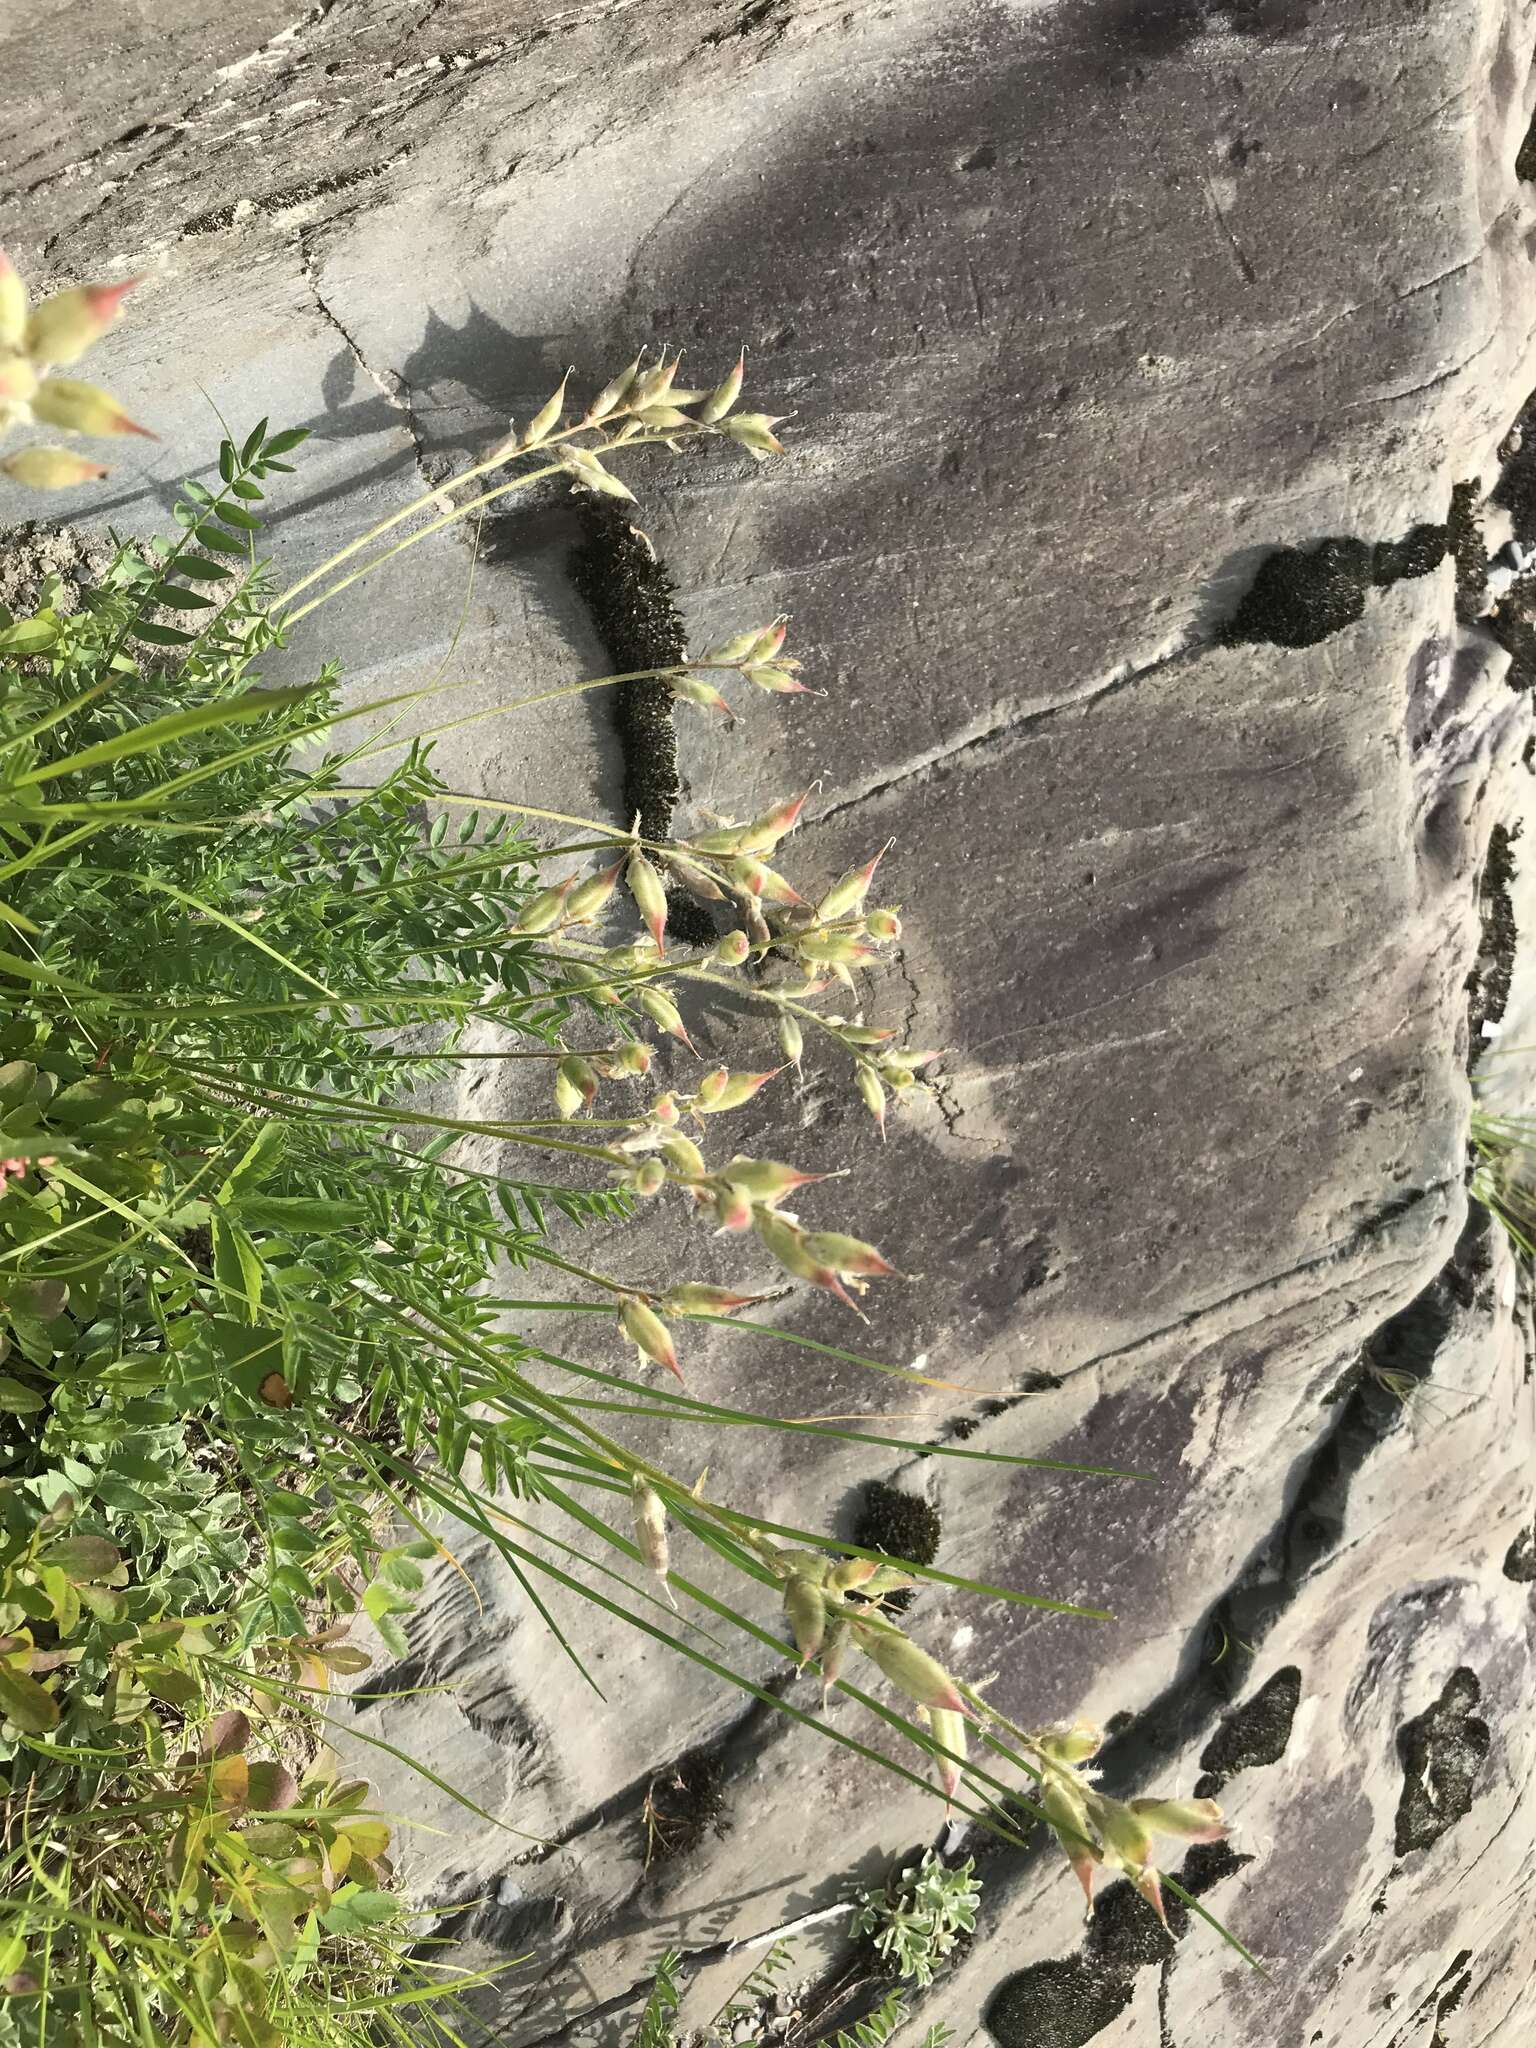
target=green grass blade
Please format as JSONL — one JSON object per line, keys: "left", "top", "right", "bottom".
{"left": 8, "top": 686, "right": 316, "bottom": 788}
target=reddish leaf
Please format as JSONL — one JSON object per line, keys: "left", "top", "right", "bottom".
{"left": 206, "top": 1709, "right": 250, "bottom": 1760}
{"left": 247, "top": 1760, "right": 300, "bottom": 1811}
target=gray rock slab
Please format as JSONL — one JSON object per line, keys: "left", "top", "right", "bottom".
{"left": 7, "top": 1, "right": 1536, "bottom": 2042}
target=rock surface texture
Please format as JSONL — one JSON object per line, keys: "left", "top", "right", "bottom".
{"left": 7, "top": 1, "right": 1536, "bottom": 2041}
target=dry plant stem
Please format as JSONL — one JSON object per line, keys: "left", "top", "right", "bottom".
{"left": 327, "top": 785, "right": 675, "bottom": 853}
{"left": 275, "top": 456, "right": 555, "bottom": 623}
{"left": 360, "top": 1283, "right": 724, "bottom": 1522}
{"left": 344, "top": 662, "right": 717, "bottom": 768}
{"left": 277, "top": 423, "right": 709, "bottom": 625}
{"left": 181, "top": 1067, "right": 631, "bottom": 1166}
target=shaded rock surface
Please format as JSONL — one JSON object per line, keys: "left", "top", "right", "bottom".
{"left": 7, "top": 1, "right": 1536, "bottom": 2042}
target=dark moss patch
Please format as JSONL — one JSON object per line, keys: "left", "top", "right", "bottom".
{"left": 1488, "top": 600, "right": 1536, "bottom": 700}
{"left": 1223, "top": 536, "right": 1373, "bottom": 649}
{"left": 1372, "top": 521, "right": 1449, "bottom": 590}
{"left": 1466, "top": 821, "right": 1519, "bottom": 1061}
{"left": 985, "top": 1957, "right": 1132, "bottom": 2048}
{"left": 1502, "top": 1520, "right": 1536, "bottom": 1582}
{"left": 1394, "top": 1670, "right": 1490, "bottom": 1858}
{"left": 1447, "top": 480, "right": 1487, "bottom": 623}
{"left": 1198, "top": 1664, "right": 1300, "bottom": 1782}
{"left": 855, "top": 1481, "right": 942, "bottom": 1566}
{"left": 984, "top": 1847, "right": 1251, "bottom": 2048}
{"left": 853, "top": 1480, "right": 942, "bottom": 1618}
{"left": 1520, "top": 104, "right": 1536, "bottom": 182}
{"left": 1430, "top": 1951, "right": 1475, "bottom": 2039}
{"left": 1493, "top": 388, "right": 1536, "bottom": 543}
{"left": 1222, "top": 492, "right": 1484, "bottom": 650}
{"left": 947, "top": 1398, "right": 1008, "bottom": 1443}
{"left": 568, "top": 496, "right": 715, "bottom": 947}
{"left": 642, "top": 1744, "right": 729, "bottom": 1862}
{"left": 854, "top": 1481, "right": 942, "bottom": 1613}
{"left": 971, "top": 1796, "right": 1042, "bottom": 1866}
{"left": 1481, "top": 386, "right": 1536, "bottom": 689}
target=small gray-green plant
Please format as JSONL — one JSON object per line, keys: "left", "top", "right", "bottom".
{"left": 850, "top": 1851, "right": 978, "bottom": 1991}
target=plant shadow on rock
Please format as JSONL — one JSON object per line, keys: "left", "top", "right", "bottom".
{"left": 1465, "top": 821, "right": 1519, "bottom": 1058}
{"left": 1061, "top": 0, "right": 1312, "bottom": 86}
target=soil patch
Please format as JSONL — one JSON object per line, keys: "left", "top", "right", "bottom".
{"left": 0, "top": 520, "right": 114, "bottom": 616}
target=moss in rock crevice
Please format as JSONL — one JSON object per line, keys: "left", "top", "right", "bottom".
{"left": 1447, "top": 480, "right": 1487, "bottom": 623}
{"left": 853, "top": 1481, "right": 941, "bottom": 1615}
{"left": 1466, "top": 821, "right": 1519, "bottom": 1061}
{"left": 1503, "top": 1521, "right": 1536, "bottom": 1582}
{"left": 568, "top": 495, "right": 716, "bottom": 947}
{"left": 1488, "top": 602, "right": 1536, "bottom": 700}
{"left": 1393, "top": 1669, "right": 1490, "bottom": 1858}
{"left": 1197, "top": 1664, "right": 1301, "bottom": 1784}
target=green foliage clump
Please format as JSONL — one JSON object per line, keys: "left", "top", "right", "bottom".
{"left": 0, "top": 405, "right": 994, "bottom": 2048}
{"left": 851, "top": 1851, "right": 979, "bottom": 1990}
{"left": 0, "top": 425, "right": 606, "bottom": 2046}
{"left": 0, "top": 356, "right": 1245, "bottom": 2045}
